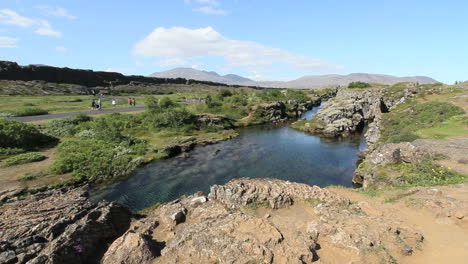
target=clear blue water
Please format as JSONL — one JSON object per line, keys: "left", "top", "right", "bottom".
{"left": 91, "top": 104, "right": 367, "bottom": 212}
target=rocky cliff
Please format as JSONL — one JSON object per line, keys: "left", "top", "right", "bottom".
{"left": 0, "top": 61, "right": 248, "bottom": 89}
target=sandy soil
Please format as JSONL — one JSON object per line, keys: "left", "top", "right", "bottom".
{"left": 330, "top": 184, "right": 468, "bottom": 264}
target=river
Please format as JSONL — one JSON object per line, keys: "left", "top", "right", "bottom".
{"left": 91, "top": 103, "right": 367, "bottom": 212}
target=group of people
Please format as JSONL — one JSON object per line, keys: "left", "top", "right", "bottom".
{"left": 91, "top": 97, "right": 136, "bottom": 110}
{"left": 127, "top": 97, "right": 136, "bottom": 107}
{"left": 91, "top": 98, "right": 102, "bottom": 110}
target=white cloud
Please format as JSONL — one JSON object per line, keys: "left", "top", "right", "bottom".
{"left": 158, "top": 58, "right": 188, "bottom": 67}
{"left": 35, "top": 20, "right": 61, "bottom": 37}
{"left": 185, "top": 0, "right": 220, "bottom": 5}
{"left": 133, "top": 27, "right": 341, "bottom": 75}
{"left": 0, "top": 9, "right": 61, "bottom": 37}
{"left": 55, "top": 45, "right": 66, "bottom": 53}
{"left": 185, "top": 0, "right": 227, "bottom": 15}
{"left": 195, "top": 6, "right": 227, "bottom": 15}
{"left": 0, "top": 36, "right": 18, "bottom": 48}
{"left": 0, "top": 9, "right": 35, "bottom": 27}
{"left": 36, "top": 6, "right": 77, "bottom": 19}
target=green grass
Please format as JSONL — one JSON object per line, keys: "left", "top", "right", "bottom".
{"left": 0, "top": 95, "right": 139, "bottom": 114}
{"left": 4, "top": 107, "right": 49, "bottom": 117}
{"left": 380, "top": 101, "right": 465, "bottom": 143}
{"left": 290, "top": 118, "right": 326, "bottom": 133}
{"left": 390, "top": 161, "right": 467, "bottom": 186}
{"left": 415, "top": 115, "right": 468, "bottom": 139}
{"left": 3, "top": 152, "right": 47, "bottom": 167}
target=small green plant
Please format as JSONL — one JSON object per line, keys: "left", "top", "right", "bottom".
{"left": 244, "top": 201, "right": 270, "bottom": 210}
{"left": 137, "top": 202, "right": 161, "bottom": 215}
{"left": 20, "top": 171, "right": 49, "bottom": 182}
{"left": 3, "top": 152, "right": 46, "bottom": 167}
{"left": 306, "top": 198, "right": 322, "bottom": 207}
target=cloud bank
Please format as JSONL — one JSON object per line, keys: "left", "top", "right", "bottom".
{"left": 134, "top": 26, "right": 341, "bottom": 76}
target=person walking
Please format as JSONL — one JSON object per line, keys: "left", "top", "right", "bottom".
{"left": 128, "top": 97, "right": 132, "bottom": 107}
{"left": 91, "top": 99, "right": 96, "bottom": 110}
{"left": 112, "top": 99, "right": 116, "bottom": 108}
{"left": 97, "top": 98, "right": 102, "bottom": 110}
{"left": 132, "top": 98, "right": 136, "bottom": 107}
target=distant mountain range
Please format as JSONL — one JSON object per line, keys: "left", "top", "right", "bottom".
{"left": 151, "top": 68, "right": 253, "bottom": 84}
{"left": 151, "top": 68, "right": 438, "bottom": 88}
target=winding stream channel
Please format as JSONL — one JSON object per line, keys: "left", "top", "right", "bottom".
{"left": 91, "top": 103, "right": 367, "bottom": 212}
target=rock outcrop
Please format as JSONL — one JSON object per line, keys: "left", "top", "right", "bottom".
{"left": 103, "top": 178, "right": 424, "bottom": 264}
{"left": 0, "top": 187, "right": 131, "bottom": 264}
{"left": 354, "top": 138, "right": 468, "bottom": 188}
{"left": 306, "top": 89, "right": 387, "bottom": 137}
{"left": 0, "top": 61, "right": 246, "bottom": 89}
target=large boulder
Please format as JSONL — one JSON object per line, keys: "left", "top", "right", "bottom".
{"left": 0, "top": 187, "right": 131, "bottom": 264}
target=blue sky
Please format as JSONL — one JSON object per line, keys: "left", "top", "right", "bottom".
{"left": 0, "top": 0, "right": 467, "bottom": 83}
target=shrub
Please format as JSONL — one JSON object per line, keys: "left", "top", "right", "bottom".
{"left": 285, "top": 89, "right": 309, "bottom": 103}
{"left": 91, "top": 117, "right": 126, "bottom": 142}
{"left": 51, "top": 139, "right": 146, "bottom": 180}
{"left": 348, "top": 81, "right": 371, "bottom": 89}
{"left": 9, "top": 107, "right": 48, "bottom": 117}
{"left": 217, "top": 89, "right": 233, "bottom": 99}
{"left": 0, "top": 147, "right": 25, "bottom": 159}
{"left": 159, "top": 96, "right": 176, "bottom": 109}
{"left": 144, "top": 108, "right": 195, "bottom": 128}
{"left": 46, "top": 114, "right": 92, "bottom": 137}
{"left": 0, "top": 120, "right": 57, "bottom": 149}
{"left": 3, "top": 152, "right": 46, "bottom": 167}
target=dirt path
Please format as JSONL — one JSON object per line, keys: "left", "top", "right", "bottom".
{"left": 7, "top": 106, "right": 145, "bottom": 122}
{"left": 330, "top": 184, "right": 468, "bottom": 264}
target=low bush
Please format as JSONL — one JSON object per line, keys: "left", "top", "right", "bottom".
{"left": 348, "top": 81, "right": 371, "bottom": 89}
{"left": 51, "top": 139, "right": 147, "bottom": 180}
{"left": 0, "top": 147, "right": 25, "bottom": 159}
{"left": 3, "top": 152, "right": 46, "bottom": 167}
{"left": 285, "top": 89, "right": 310, "bottom": 103}
{"left": 144, "top": 108, "right": 195, "bottom": 129}
{"left": 46, "top": 114, "right": 92, "bottom": 137}
{"left": 0, "top": 120, "right": 57, "bottom": 149}
{"left": 9, "top": 107, "right": 48, "bottom": 117}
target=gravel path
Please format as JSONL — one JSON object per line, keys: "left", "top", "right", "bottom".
{"left": 8, "top": 106, "right": 145, "bottom": 122}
